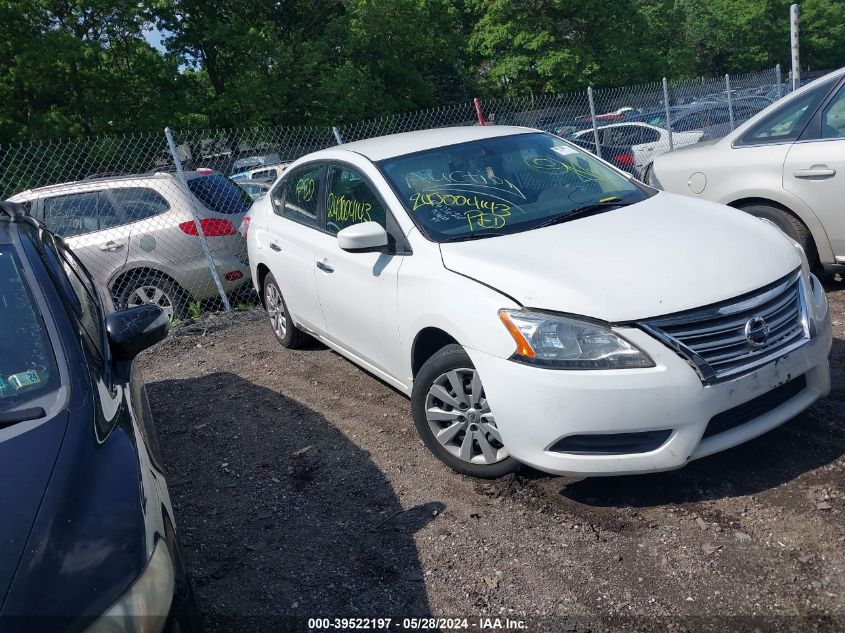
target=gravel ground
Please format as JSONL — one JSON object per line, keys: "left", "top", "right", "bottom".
{"left": 139, "top": 284, "right": 845, "bottom": 633}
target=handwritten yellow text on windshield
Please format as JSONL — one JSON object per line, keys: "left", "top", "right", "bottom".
{"left": 522, "top": 156, "right": 611, "bottom": 184}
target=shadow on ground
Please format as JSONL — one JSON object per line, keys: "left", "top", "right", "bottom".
{"left": 147, "top": 372, "right": 438, "bottom": 632}
{"left": 557, "top": 336, "right": 845, "bottom": 508}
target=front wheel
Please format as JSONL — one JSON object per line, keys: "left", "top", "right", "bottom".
{"left": 411, "top": 344, "right": 519, "bottom": 478}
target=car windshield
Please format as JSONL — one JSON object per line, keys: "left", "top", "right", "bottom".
{"left": 0, "top": 247, "right": 59, "bottom": 412}
{"left": 379, "top": 132, "right": 648, "bottom": 241}
{"left": 187, "top": 174, "right": 252, "bottom": 215}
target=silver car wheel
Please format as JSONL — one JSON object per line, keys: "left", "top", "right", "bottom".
{"left": 127, "top": 285, "right": 175, "bottom": 321}
{"left": 265, "top": 281, "right": 287, "bottom": 338}
{"left": 425, "top": 367, "right": 507, "bottom": 465}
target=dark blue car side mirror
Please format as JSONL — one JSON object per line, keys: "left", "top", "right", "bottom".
{"left": 105, "top": 304, "right": 170, "bottom": 361}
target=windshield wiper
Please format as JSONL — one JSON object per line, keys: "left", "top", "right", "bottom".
{"left": 440, "top": 232, "right": 502, "bottom": 243}
{"left": 535, "top": 199, "right": 632, "bottom": 229}
{"left": 0, "top": 406, "right": 46, "bottom": 428}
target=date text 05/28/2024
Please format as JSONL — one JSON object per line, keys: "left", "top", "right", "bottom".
{"left": 307, "top": 617, "right": 527, "bottom": 630}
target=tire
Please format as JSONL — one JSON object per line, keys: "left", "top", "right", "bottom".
{"left": 263, "top": 272, "right": 310, "bottom": 349}
{"left": 411, "top": 344, "right": 519, "bottom": 478}
{"left": 116, "top": 272, "right": 189, "bottom": 321}
{"left": 740, "top": 203, "right": 816, "bottom": 265}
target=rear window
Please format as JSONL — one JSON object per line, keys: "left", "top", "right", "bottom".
{"left": 187, "top": 174, "right": 252, "bottom": 215}
{"left": 0, "top": 247, "right": 59, "bottom": 411}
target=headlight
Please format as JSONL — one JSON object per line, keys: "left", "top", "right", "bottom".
{"left": 85, "top": 539, "right": 175, "bottom": 633}
{"left": 499, "top": 309, "right": 655, "bottom": 369}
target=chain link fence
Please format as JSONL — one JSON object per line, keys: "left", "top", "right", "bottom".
{"left": 0, "top": 65, "right": 832, "bottom": 326}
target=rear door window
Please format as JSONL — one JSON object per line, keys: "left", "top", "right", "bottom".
{"left": 631, "top": 127, "right": 660, "bottom": 144}
{"left": 187, "top": 174, "right": 252, "bottom": 215}
{"left": 275, "top": 165, "right": 322, "bottom": 228}
{"left": 0, "top": 247, "right": 60, "bottom": 411}
{"left": 111, "top": 188, "right": 170, "bottom": 223}
{"left": 43, "top": 192, "right": 99, "bottom": 237}
{"left": 98, "top": 194, "right": 124, "bottom": 230}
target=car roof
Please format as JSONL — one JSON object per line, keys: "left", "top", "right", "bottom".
{"left": 314, "top": 126, "right": 537, "bottom": 162}
{"left": 7, "top": 170, "right": 207, "bottom": 201}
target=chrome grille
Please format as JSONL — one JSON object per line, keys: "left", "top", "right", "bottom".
{"left": 640, "top": 270, "right": 810, "bottom": 383}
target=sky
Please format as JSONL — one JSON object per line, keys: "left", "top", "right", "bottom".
{"left": 143, "top": 26, "right": 167, "bottom": 53}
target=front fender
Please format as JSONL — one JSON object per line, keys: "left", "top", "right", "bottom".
{"left": 398, "top": 259, "right": 521, "bottom": 385}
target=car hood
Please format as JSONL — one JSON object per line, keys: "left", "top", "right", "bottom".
{"left": 439, "top": 192, "right": 800, "bottom": 322}
{"left": 0, "top": 412, "right": 68, "bottom": 609}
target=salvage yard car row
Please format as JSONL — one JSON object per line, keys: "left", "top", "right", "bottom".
{"left": 0, "top": 66, "right": 843, "bottom": 631}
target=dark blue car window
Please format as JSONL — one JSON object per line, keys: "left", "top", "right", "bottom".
{"left": 187, "top": 174, "right": 251, "bottom": 215}
{"left": 0, "top": 247, "right": 59, "bottom": 410}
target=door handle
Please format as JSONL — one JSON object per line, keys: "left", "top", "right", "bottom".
{"left": 269, "top": 242, "right": 282, "bottom": 252}
{"left": 99, "top": 240, "right": 125, "bottom": 251}
{"left": 794, "top": 166, "right": 836, "bottom": 179}
{"left": 316, "top": 260, "right": 334, "bottom": 273}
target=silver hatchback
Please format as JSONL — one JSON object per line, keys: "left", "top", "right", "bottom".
{"left": 8, "top": 171, "right": 252, "bottom": 318}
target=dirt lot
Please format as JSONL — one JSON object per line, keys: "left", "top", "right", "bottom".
{"left": 139, "top": 285, "right": 845, "bottom": 632}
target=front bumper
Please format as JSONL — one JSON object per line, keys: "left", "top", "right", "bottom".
{"left": 466, "top": 279, "right": 832, "bottom": 477}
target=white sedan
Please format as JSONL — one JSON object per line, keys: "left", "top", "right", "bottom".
{"left": 244, "top": 126, "right": 831, "bottom": 478}
{"left": 569, "top": 121, "right": 703, "bottom": 177}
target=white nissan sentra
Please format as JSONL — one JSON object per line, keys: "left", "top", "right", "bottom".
{"left": 244, "top": 126, "right": 831, "bottom": 478}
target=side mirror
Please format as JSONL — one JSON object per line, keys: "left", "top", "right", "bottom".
{"left": 105, "top": 304, "right": 170, "bottom": 361}
{"left": 337, "top": 221, "right": 388, "bottom": 253}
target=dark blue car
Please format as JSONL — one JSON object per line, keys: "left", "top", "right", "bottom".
{"left": 0, "top": 202, "right": 199, "bottom": 632}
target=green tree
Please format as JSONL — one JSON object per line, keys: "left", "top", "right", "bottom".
{"left": 151, "top": 0, "right": 466, "bottom": 127}
{"left": 0, "top": 0, "right": 185, "bottom": 143}
{"left": 464, "top": 0, "right": 668, "bottom": 96}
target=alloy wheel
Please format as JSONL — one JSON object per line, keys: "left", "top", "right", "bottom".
{"left": 265, "top": 281, "right": 287, "bottom": 338}
{"left": 424, "top": 368, "right": 507, "bottom": 465}
{"left": 127, "top": 285, "right": 175, "bottom": 321}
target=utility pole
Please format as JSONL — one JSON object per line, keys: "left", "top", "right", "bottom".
{"left": 790, "top": 4, "right": 801, "bottom": 91}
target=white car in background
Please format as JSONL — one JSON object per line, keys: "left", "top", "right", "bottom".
{"left": 569, "top": 122, "right": 703, "bottom": 176}
{"left": 650, "top": 67, "right": 845, "bottom": 274}
{"left": 245, "top": 126, "right": 831, "bottom": 478}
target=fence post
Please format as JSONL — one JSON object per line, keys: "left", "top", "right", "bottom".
{"left": 332, "top": 126, "right": 343, "bottom": 145}
{"left": 587, "top": 87, "right": 601, "bottom": 159}
{"left": 790, "top": 3, "right": 801, "bottom": 90}
{"left": 473, "top": 97, "right": 486, "bottom": 126}
{"left": 164, "top": 127, "right": 232, "bottom": 313}
{"left": 662, "top": 77, "right": 674, "bottom": 152}
{"left": 725, "top": 74, "right": 735, "bottom": 130}
{"left": 776, "top": 63, "right": 783, "bottom": 100}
